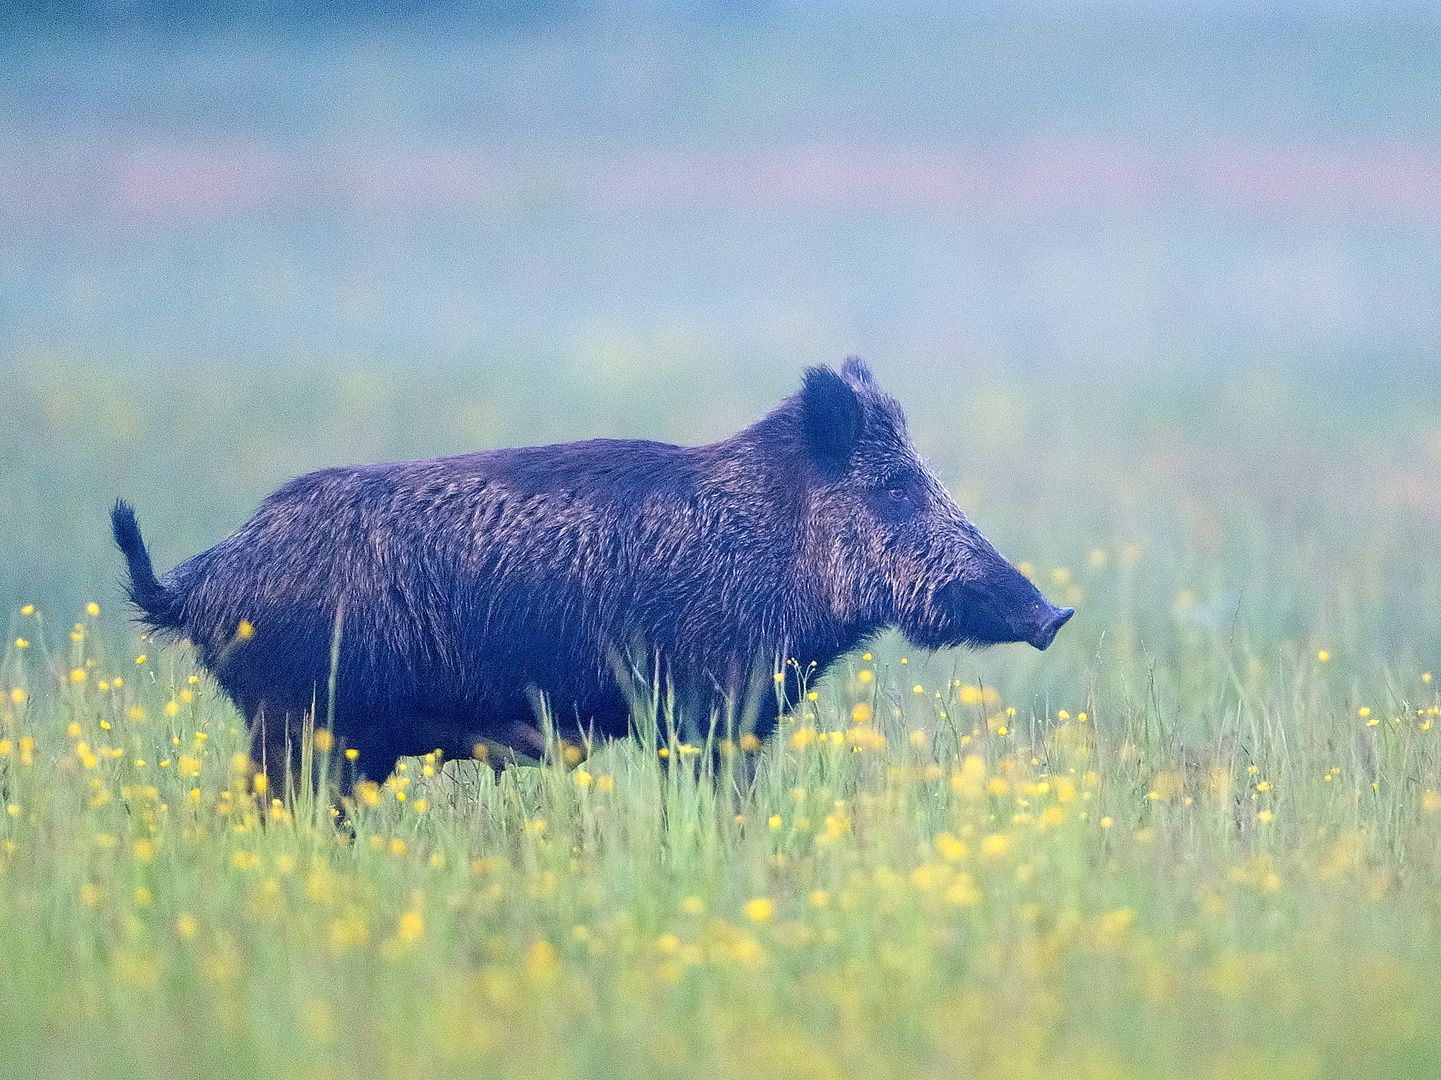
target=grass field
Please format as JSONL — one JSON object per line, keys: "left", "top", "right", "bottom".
{"left": 2, "top": 357, "right": 1440, "bottom": 1079}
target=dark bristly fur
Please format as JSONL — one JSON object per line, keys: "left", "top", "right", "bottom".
{"left": 112, "top": 360, "right": 1073, "bottom": 785}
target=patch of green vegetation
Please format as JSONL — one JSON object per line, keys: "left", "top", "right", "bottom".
{"left": 2, "top": 356, "right": 1439, "bottom": 1078}
{"left": 1, "top": 587, "right": 1439, "bottom": 1078}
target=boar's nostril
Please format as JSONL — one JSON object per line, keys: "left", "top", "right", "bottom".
{"left": 1028, "top": 606, "right": 1074, "bottom": 650}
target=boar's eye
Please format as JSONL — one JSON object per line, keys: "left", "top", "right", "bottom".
{"left": 867, "top": 479, "right": 920, "bottom": 520}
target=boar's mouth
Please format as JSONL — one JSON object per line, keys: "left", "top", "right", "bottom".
{"left": 926, "top": 581, "right": 1074, "bottom": 651}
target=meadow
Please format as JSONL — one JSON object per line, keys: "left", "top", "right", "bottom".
{"left": 2, "top": 355, "right": 1440, "bottom": 1079}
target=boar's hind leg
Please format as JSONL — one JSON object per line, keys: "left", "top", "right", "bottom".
{"left": 334, "top": 718, "right": 461, "bottom": 790}
{"left": 251, "top": 709, "right": 325, "bottom": 795}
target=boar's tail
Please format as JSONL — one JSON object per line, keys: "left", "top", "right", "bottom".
{"left": 111, "top": 500, "right": 181, "bottom": 631}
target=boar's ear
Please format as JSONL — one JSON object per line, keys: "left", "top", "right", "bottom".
{"left": 840, "top": 356, "right": 875, "bottom": 387}
{"left": 800, "top": 366, "right": 863, "bottom": 478}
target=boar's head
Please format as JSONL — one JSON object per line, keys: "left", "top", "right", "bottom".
{"left": 796, "top": 358, "right": 1073, "bottom": 652}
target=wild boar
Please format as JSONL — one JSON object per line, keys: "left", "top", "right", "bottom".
{"left": 114, "top": 358, "right": 1071, "bottom": 783}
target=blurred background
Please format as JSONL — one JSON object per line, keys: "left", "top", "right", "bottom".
{"left": 2, "top": 1, "right": 1439, "bottom": 699}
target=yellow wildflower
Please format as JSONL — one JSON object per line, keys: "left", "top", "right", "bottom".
{"left": 744, "top": 897, "right": 774, "bottom": 922}
{"left": 397, "top": 911, "right": 424, "bottom": 944}
{"left": 945, "top": 875, "right": 980, "bottom": 905}
{"left": 935, "top": 833, "right": 968, "bottom": 861}
{"left": 981, "top": 834, "right": 1011, "bottom": 858}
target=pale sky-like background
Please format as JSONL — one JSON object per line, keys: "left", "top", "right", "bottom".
{"left": 3, "top": 1, "right": 1440, "bottom": 381}
{"left": 3, "top": 2, "right": 1440, "bottom": 622}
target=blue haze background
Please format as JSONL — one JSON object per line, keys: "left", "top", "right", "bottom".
{"left": 1, "top": 2, "right": 1439, "bottom": 677}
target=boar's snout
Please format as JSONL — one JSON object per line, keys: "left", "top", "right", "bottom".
{"left": 933, "top": 565, "right": 1074, "bottom": 651}
{"left": 1027, "top": 603, "right": 1074, "bottom": 650}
